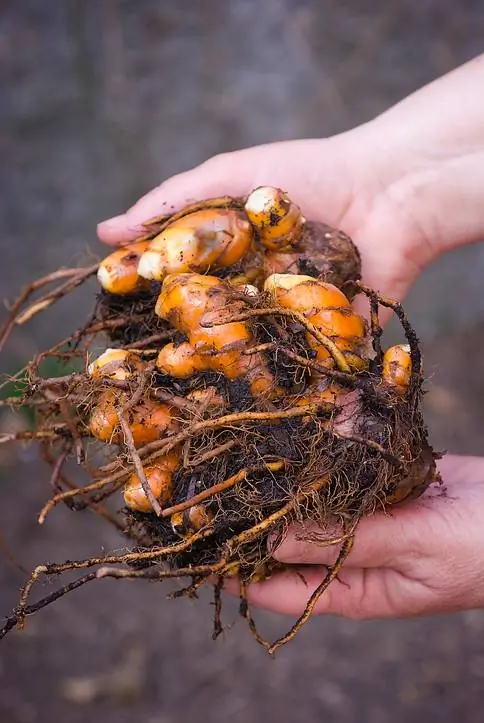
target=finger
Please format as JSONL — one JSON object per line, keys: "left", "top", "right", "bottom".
{"left": 272, "top": 454, "right": 484, "bottom": 569}
{"left": 96, "top": 138, "right": 354, "bottom": 246}
{"left": 270, "top": 512, "right": 409, "bottom": 569}
{"left": 224, "top": 565, "right": 416, "bottom": 620}
{"left": 436, "top": 453, "right": 484, "bottom": 485}
{"left": 97, "top": 145, "right": 277, "bottom": 246}
{"left": 97, "top": 155, "right": 252, "bottom": 246}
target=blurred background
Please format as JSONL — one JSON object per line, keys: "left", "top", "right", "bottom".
{"left": 1, "top": 1, "right": 484, "bottom": 721}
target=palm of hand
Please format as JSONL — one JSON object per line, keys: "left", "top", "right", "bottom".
{"left": 97, "top": 133, "right": 430, "bottom": 304}
{"left": 227, "top": 456, "right": 484, "bottom": 620}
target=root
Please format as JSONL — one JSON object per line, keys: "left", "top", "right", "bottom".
{"left": 38, "top": 476, "right": 125, "bottom": 524}
{"left": 0, "top": 266, "right": 97, "bottom": 353}
{"left": 266, "top": 533, "right": 354, "bottom": 655}
{"left": 40, "top": 445, "right": 130, "bottom": 537}
{"left": 58, "top": 399, "right": 85, "bottom": 465}
{"left": 0, "top": 429, "right": 71, "bottom": 444}
{"left": 14, "top": 479, "right": 328, "bottom": 636}
{"left": 203, "top": 307, "right": 352, "bottom": 373}
{"left": 278, "top": 347, "right": 375, "bottom": 392}
{"left": 361, "top": 286, "right": 384, "bottom": 367}
{"left": 46, "top": 443, "right": 70, "bottom": 494}
{"left": 212, "top": 577, "right": 224, "bottom": 640}
{"left": 357, "top": 283, "right": 421, "bottom": 391}
{"left": 37, "top": 405, "right": 321, "bottom": 522}
{"left": 0, "top": 197, "right": 435, "bottom": 653}
{"left": 0, "top": 572, "right": 98, "bottom": 640}
{"left": 167, "top": 576, "right": 206, "bottom": 600}
{"left": 161, "top": 460, "right": 286, "bottom": 518}
{"left": 124, "top": 331, "right": 174, "bottom": 349}
{"left": 12, "top": 527, "right": 217, "bottom": 630}
{"left": 186, "top": 439, "right": 238, "bottom": 467}
{"left": 239, "top": 579, "right": 273, "bottom": 650}
{"left": 117, "top": 408, "right": 162, "bottom": 516}
{"left": 130, "top": 404, "right": 325, "bottom": 466}
{"left": 140, "top": 196, "right": 240, "bottom": 232}
{"left": 332, "top": 432, "right": 403, "bottom": 467}
{"left": 15, "top": 265, "right": 99, "bottom": 326}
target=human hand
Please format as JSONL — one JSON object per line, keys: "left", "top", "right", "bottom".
{"left": 96, "top": 55, "right": 484, "bottom": 622}
{"left": 98, "top": 54, "right": 484, "bottom": 309}
{"left": 226, "top": 455, "right": 484, "bottom": 620}
{"left": 96, "top": 129, "right": 432, "bottom": 309}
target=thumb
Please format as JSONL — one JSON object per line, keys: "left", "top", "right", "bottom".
{"left": 96, "top": 137, "right": 354, "bottom": 246}
{"left": 97, "top": 151, "right": 255, "bottom": 246}
{"left": 96, "top": 142, "right": 302, "bottom": 246}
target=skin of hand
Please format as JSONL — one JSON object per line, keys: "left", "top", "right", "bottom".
{"left": 97, "top": 54, "right": 484, "bottom": 619}
{"left": 223, "top": 456, "right": 484, "bottom": 620}
{"left": 98, "top": 54, "right": 484, "bottom": 309}
{"left": 97, "top": 130, "right": 427, "bottom": 314}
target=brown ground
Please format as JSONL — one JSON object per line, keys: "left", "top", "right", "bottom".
{"left": 1, "top": 2, "right": 484, "bottom": 722}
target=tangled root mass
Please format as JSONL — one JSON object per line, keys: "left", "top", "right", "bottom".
{"left": 0, "top": 187, "right": 440, "bottom": 654}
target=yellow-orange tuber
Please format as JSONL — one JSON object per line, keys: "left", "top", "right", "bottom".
{"left": 171, "top": 504, "right": 215, "bottom": 536}
{"left": 382, "top": 344, "right": 412, "bottom": 396}
{"left": 155, "top": 342, "right": 206, "bottom": 379}
{"left": 97, "top": 240, "right": 152, "bottom": 295}
{"left": 123, "top": 452, "right": 180, "bottom": 513}
{"left": 88, "top": 390, "right": 179, "bottom": 446}
{"left": 137, "top": 209, "right": 253, "bottom": 281}
{"left": 245, "top": 186, "right": 305, "bottom": 251}
{"left": 87, "top": 348, "right": 145, "bottom": 381}
{"left": 264, "top": 274, "right": 368, "bottom": 370}
{"left": 155, "top": 273, "right": 275, "bottom": 395}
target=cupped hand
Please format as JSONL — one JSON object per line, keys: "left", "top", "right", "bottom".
{"left": 97, "top": 126, "right": 435, "bottom": 306}
{"left": 96, "top": 127, "right": 481, "bottom": 623}
{"left": 95, "top": 58, "right": 484, "bottom": 622}
{"left": 226, "top": 456, "right": 484, "bottom": 620}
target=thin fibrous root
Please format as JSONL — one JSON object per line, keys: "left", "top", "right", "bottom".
{"left": 365, "top": 288, "right": 383, "bottom": 367}
{"left": 38, "top": 476, "right": 125, "bottom": 524}
{"left": 161, "top": 460, "right": 286, "bottom": 518}
{"left": 243, "top": 342, "right": 277, "bottom": 355}
{"left": 40, "top": 444, "right": 131, "bottom": 537}
{"left": 332, "top": 431, "right": 403, "bottom": 467}
{"left": 202, "top": 307, "right": 351, "bottom": 373}
{"left": 266, "top": 534, "right": 355, "bottom": 655}
{"left": 0, "top": 428, "right": 69, "bottom": 445}
{"left": 46, "top": 444, "right": 70, "bottom": 493}
{"left": 0, "top": 266, "right": 97, "bottom": 353}
{"left": 117, "top": 407, "right": 162, "bottom": 516}
{"left": 14, "top": 527, "right": 217, "bottom": 626}
{"left": 38, "top": 406, "right": 318, "bottom": 522}
{"left": 124, "top": 331, "right": 175, "bottom": 349}
{"left": 16, "top": 482, "right": 325, "bottom": 629}
{"left": 167, "top": 576, "right": 205, "bottom": 600}
{"left": 0, "top": 571, "right": 98, "bottom": 640}
{"left": 14, "top": 264, "right": 99, "bottom": 326}
{"left": 357, "top": 282, "right": 421, "bottom": 390}
{"left": 58, "top": 398, "right": 85, "bottom": 464}
{"left": 279, "top": 347, "right": 375, "bottom": 391}
{"left": 132, "top": 404, "right": 326, "bottom": 464}
{"left": 212, "top": 577, "right": 224, "bottom": 640}
{"left": 186, "top": 439, "right": 238, "bottom": 468}
{"left": 239, "top": 579, "right": 273, "bottom": 650}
